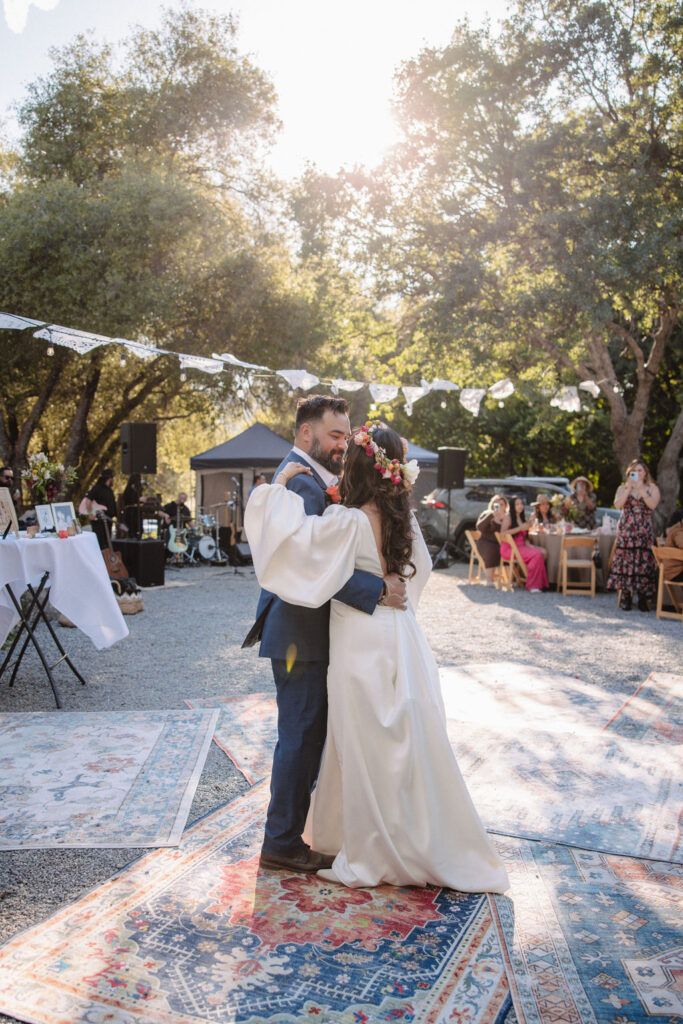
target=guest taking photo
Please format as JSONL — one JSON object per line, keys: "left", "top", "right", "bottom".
{"left": 607, "top": 458, "right": 660, "bottom": 611}
{"left": 475, "top": 495, "right": 508, "bottom": 587}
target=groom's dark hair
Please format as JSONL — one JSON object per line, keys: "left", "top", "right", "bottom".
{"left": 295, "top": 394, "right": 348, "bottom": 431}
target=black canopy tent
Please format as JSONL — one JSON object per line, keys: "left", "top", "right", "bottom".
{"left": 189, "top": 421, "right": 439, "bottom": 532}
{"left": 190, "top": 422, "right": 291, "bottom": 531}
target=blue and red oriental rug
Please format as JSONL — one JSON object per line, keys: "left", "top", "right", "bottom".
{"left": 0, "top": 668, "right": 680, "bottom": 1024}
{"left": 0, "top": 779, "right": 511, "bottom": 1024}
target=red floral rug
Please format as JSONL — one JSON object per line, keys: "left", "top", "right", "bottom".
{"left": 0, "top": 779, "right": 511, "bottom": 1024}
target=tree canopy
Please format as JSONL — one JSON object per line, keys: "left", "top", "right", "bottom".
{"left": 291, "top": 0, "right": 682, "bottom": 514}
{"left": 0, "top": 6, "right": 344, "bottom": 496}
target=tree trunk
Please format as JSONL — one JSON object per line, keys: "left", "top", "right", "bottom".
{"left": 74, "top": 363, "right": 169, "bottom": 496}
{"left": 656, "top": 405, "right": 683, "bottom": 530}
{"left": 1, "top": 354, "right": 66, "bottom": 497}
{"left": 63, "top": 352, "right": 104, "bottom": 483}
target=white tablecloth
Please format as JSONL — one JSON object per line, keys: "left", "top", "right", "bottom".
{"left": 0, "top": 532, "right": 129, "bottom": 649}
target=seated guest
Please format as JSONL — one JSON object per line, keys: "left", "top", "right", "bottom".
{"left": 84, "top": 468, "right": 117, "bottom": 549}
{"left": 529, "top": 493, "right": 557, "bottom": 528}
{"left": 475, "top": 495, "right": 509, "bottom": 586}
{"left": 499, "top": 494, "right": 549, "bottom": 592}
{"left": 567, "top": 476, "right": 596, "bottom": 529}
{"left": 662, "top": 516, "right": 683, "bottom": 584}
{"left": 161, "top": 492, "right": 192, "bottom": 529}
{"left": 0, "top": 466, "right": 21, "bottom": 512}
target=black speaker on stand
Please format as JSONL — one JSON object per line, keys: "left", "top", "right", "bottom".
{"left": 121, "top": 422, "right": 157, "bottom": 475}
{"left": 433, "top": 447, "right": 467, "bottom": 569}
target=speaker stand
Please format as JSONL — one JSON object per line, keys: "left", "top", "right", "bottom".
{"left": 432, "top": 488, "right": 454, "bottom": 569}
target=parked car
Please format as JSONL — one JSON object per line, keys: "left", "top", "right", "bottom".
{"left": 416, "top": 476, "right": 619, "bottom": 563}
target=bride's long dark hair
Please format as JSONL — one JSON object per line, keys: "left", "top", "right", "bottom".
{"left": 339, "top": 424, "right": 416, "bottom": 578}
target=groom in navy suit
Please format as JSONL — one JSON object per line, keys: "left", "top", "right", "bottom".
{"left": 243, "top": 395, "right": 407, "bottom": 872}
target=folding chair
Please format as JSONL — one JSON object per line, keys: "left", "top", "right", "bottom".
{"left": 465, "top": 529, "right": 486, "bottom": 584}
{"left": 652, "top": 546, "right": 683, "bottom": 622}
{"left": 559, "top": 535, "right": 596, "bottom": 597}
{"left": 495, "top": 532, "right": 527, "bottom": 589}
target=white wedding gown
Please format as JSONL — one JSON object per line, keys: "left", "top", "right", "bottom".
{"left": 245, "top": 485, "right": 509, "bottom": 893}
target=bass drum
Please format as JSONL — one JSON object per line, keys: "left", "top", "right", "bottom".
{"left": 198, "top": 535, "right": 217, "bottom": 562}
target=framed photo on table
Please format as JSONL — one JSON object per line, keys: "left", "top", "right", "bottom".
{"left": 51, "top": 501, "right": 77, "bottom": 534}
{"left": 35, "top": 504, "right": 56, "bottom": 532}
{"left": 0, "top": 486, "right": 19, "bottom": 537}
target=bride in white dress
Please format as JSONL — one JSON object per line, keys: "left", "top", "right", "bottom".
{"left": 245, "top": 423, "right": 508, "bottom": 894}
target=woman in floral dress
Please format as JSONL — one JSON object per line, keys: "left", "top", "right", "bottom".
{"left": 607, "top": 459, "right": 660, "bottom": 611}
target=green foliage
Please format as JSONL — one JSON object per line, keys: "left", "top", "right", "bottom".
{"left": 291, "top": 0, "right": 682, "bottom": 509}
{"left": 0, "top": 6, "right": 341, "bottom": 494}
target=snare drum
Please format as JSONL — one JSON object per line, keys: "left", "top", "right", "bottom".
{"left": 198, "top": 535, "right": 217, "bottom": 561}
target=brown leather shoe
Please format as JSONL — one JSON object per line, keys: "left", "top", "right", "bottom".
{"left": 259, "top": 846, "right": 334, "bottom": 873}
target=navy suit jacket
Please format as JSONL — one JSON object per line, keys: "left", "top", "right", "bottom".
{"left": 246, "top": 451, "right": 383, "bottom": 662}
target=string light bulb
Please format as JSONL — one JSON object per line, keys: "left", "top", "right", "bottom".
{"left": 180, "top": 370, "right": 187, "bottom": 382}
{"left": 119, "top": 352, "right": 126, "bottom": 367}
{"left": 440, "top": 401, "right": 447, "bottom": 410}
{"left": 46, "top": 344, "right": 54, "bottom": 356}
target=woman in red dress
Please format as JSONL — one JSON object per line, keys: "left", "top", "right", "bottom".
{"left": 499, "top": 495, "right": 549, "bottom": 592}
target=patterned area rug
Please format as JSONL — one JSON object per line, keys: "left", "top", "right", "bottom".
{"left": 188, "top": 670, "right": 682, "bottom": 863}
{"left": 0, "top": 709, "right": 218, "bottom": 848}
{"left": 0, "top": 780, "right": 512, "bottom": 1024}
{"left": 185, "top": 693, "right": 276, "bottom": 785}
{"left": 491, "top": 836, "right": 683, "bottom": 1024}
{"left": 185, "top": 664, "right": 628, "bottom": 788}
{"left": 602, "top": 671, "right": 682, "bottom": 743}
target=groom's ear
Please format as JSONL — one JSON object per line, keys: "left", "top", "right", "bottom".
{"left": 296, "top": 422, "right": 312, "bottom": 447}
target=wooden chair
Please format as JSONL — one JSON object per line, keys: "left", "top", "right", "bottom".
{"left": 559, "top": 535, "right": 596, "bottom": 597}
{"left": 495, "top": 531, "right": 527, "bottom": 589}
{"left": 652, "top": 546, "right": 683, "bottom": 622}
{"left": 465, "top": 529, "right": 485, "bottom": 584}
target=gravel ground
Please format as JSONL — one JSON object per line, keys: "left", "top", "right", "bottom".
{"left": 0, "top": 559, "right": 679, "bottom": 1023}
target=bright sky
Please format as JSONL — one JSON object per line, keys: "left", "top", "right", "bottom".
{"left": 0, "top": 0, "right": 509, "bottom": 178}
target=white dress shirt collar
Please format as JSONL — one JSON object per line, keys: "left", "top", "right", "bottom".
{"left": 291, "top": 445, "right": 337, "bottom": 487}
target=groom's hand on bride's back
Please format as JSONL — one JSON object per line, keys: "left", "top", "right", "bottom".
{"left": 382, "top": 573, "right": 408, "bottom": 611}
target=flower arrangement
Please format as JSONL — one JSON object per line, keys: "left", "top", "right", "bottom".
{"left": 354, "top": 424, "right": 420, "bottom": 487}
{"left": 550, "top": 493, "right": 579, "bottom": 523}
{"left": 21, "top": 452, "right": 76, "bottom": 504}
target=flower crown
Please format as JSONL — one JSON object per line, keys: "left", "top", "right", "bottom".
{"left": 353, "top": 423, "right": 420, "bottom": 487}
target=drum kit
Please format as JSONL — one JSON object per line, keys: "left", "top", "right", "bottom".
{"left": 165, "top": 513, "right": 223, "bottom": 565}
{"left": 164, "top": 493, "right": 250, "bottom": 572}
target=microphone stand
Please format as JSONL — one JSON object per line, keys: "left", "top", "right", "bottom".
{"left": 433, "top": 487, "right": 454, "bottom": 569}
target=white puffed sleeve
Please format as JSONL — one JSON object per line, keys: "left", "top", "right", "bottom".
{"left": 244, "top": 484, "right": 361, "bottom": 607}
{"left": 406, "top": 512, "right": 433, "bottom": 610}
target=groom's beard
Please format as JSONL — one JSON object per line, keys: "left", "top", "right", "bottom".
{"left": 309, "top": 439, "right": 345, "bottom": 475}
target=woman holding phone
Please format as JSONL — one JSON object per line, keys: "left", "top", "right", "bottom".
{"left": 475, "top": 495, "right": 509, "bottom": 586}
{"left": 607, "top": 459, "right": 660, "bottom": 611}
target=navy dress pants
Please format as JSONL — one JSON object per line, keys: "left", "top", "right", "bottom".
{"left": 262, "top": 658, "right": 328, "bottom": 856}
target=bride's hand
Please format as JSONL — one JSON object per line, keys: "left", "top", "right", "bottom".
{"left": 381, "top": 573, "right": 408, "bottom": 611}
{"left": 275, "top": 462, "right": 312, "bottom": 486}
